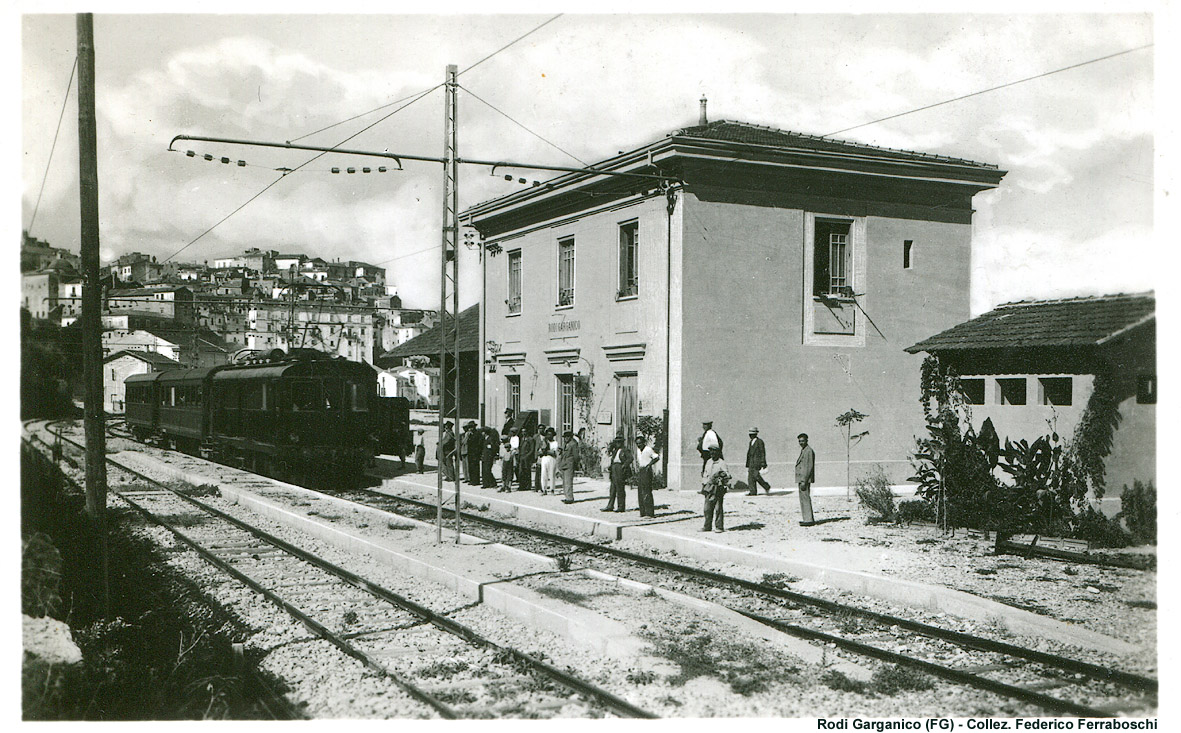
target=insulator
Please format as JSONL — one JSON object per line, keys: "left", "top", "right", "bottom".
{"left": 203, "top": 154, "right": 213, "bottom": 161}
{"left": 221, "top": 157, "right": 230, "bottom": 164}
{"left": 378, "top": 166, "right": 387, "bottom": 173}
{"left": 185, "top": 150, "right": 195, "bottom": 157}
{"left": 347, "top": 167, "right": 356, "bottom": 174}
{"left": 331, "top": 167, "right": 340, "bottom": 174}
{"left": 532, "top": 180, "right": 541, "bottom": 187}
{"left": 504, "top": 174, "right": 513, "bottom": 181}
{"left": 237, "top": 160, "right": 246, "bottom": 167}
{"left": 362, "top": 167, "right": 371, "bottom": 173}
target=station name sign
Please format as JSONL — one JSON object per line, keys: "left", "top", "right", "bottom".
{"left": 548, "top": 320, "right": 579, "bottom": 333}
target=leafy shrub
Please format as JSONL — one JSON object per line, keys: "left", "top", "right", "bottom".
{"left": 626, "top": 669, "right": 657, "bottom": 685}
{"left": 820, "top": 669, "right": 866, "bottom": 694}
{"left": 1071, "top": 506, "right": 1130, "bottom": 549}
{"left": 1117, "top": 480, "right": 1156, "bottom": 545}
{"left": 896, "top": 499, "right": 935, "bottom": 525}
{"left": 577, "top": 440, "right": 603, "bottom": 479}
{"left": 855, "top": 465, "right": 896, "bottom": 523}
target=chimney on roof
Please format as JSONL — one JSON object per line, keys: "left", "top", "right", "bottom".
{"left": 699, "top": 96, "right": 708, "bottom": 126}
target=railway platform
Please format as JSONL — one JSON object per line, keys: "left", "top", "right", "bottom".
{"left": 372, "top": 457, "right": 1137, "bottom": 656}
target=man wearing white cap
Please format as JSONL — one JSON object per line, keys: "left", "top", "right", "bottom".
{"left": 745, "top": 427, "right": 771, "bottom": 495}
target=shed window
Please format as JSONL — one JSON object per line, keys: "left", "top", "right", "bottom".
{"left": 998, "top": 378, "right": 1027, "bottom": 405}
{"left": 1039, "top": 378, "right": 1072, "bottom": 406}
{"left": 960, "top": 378, "right": 985, "bottom": 405}
{"left": 1137, "top": 375, "right": 1156, "bottom": 404}
{"left": 903, "top": 240, "right": 914, "bottom": 269}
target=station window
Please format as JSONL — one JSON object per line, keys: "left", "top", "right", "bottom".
{"left": 960, "top": 378, "right": 985, "bottom": 405}
{"left": 507, "top": 250, "right": 522, "bottom": 315}
{"left": 557, "top": 237, "right": 575, "bottom": 307}
{"left": 997, "top": 378, "right": 1027, "bottom": 406}
{"left": 618, "top": 221, "right": 638, "bottom": 299}
{"left": 1137, "top": 375, "right": 1157, "bottom": 404}
{"left": 813, "top": 219, "right": 853, "bottom": 298}
{"left": 506, "top": 374, "right": 521, "bottom": 415}
{"left": 1039, "top": 377, "right": 1072, "bottom": 406}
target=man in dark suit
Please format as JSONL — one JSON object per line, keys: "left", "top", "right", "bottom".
{"left": 516, "top": 425, "right": 536, "bottom": 491}
{"left": 795, "top": 433, "right": 816, "bottom": 526}
{"left": 437, "top": 422, "right": 456, "bottom": 481}
{"left": 602, "top": 434, "right": 633, "bottom": 512}
{"left": 745, "top": 427, "right": 771, "bottom": 495}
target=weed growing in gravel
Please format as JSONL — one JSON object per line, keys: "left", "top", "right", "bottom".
{"left": 179, "top": 484, "right": 220, "bottom": 498}
{"left": 554, "top": 555, "right": 573, "bottom": 572}
{"left": 416, "top": 660, "right": 470, "bottom": 679}
{"left": 642, "top": 587, "right": 659, "bottom": 598}
{"left": 855, "top": 465, "right": 897, "bottom": 523}
{"left": 820, "top": 669, "right": 866, "bottom": 694}
{"left": 1126, "top": 599, "right": 1156, "bottom": 609}
{"left": 626, "top": 669, "right": 657, "bottom": 685}
{"left": 341, "top": 610, "right": 359, "bottom": 626}
{"left": 534, "top": 585, "right": 590, "bottom": 606}
{"left": 659, "top": 695, "right": 683, "bottom": 707}
{"left": 836, "top": 609, "right": 867, "bottom": 634}
{"left": 461, "top": 502, "right": 490, "bottom": 512}
{"left": 870, "top": 664, "right": 933, "bottom": 695}
{"left": 386, "top": 521, "right": 415, "bottom": 531}
{"left": 1063, "top": 566, "right": 1078, "bottom": 575}
{"left": 642, "top": 627, "right": 802, "bottom": 696}
{"left": 760, "top": 572, "right": 800, "bottom": 589}
{"left": 433, "top": 688, "right": 478, "bottom": 705}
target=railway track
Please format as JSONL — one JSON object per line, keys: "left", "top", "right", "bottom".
{"left": 27, "top": 426, "right": 655, "bottom": 720}
{"left": 332, "top": 484, "right": 1157, "bottom": 718}
{"left": 42, "top": 421, "right": 1157, "bottom": 716}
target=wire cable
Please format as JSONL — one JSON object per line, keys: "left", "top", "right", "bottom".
{"left": 458, "top": 14, "right": 562, "bottom": 76}
{"left": 28, "top": 56, "right": 78, "bottom": 234}
{"left": 287, "top": 14, "right": 562, "bottom": 144}
{"left": 459, "top": 83, "right": 588, "bottom": 166}
{"left": 826, "top": 43, "right": 1153, "bottom": 137}
{"left": 167, "top": 14, "right": 565, "bottom": 264}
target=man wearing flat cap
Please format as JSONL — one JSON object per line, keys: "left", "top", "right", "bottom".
{"left": 556, "top": 429, "right": 579, "bottom": 503}
{"left": 696, "top": 420, "right": 723, "bottom": 473}
{"left": 745, "top": 427, "right": 771, "bottom": 495}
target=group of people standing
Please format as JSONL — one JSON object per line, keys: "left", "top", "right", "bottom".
{"left": 602, "top": 433, "right": 661, "bottom": 518}
{"left": 697, "top": 421, "right": 817, "bottom": 533}
{"left": 435, "top": 410, "right": 582, "bottom": 504}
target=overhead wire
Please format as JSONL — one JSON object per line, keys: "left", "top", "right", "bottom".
{"left": 167, "top": 14, "right": 565, "bottom": 265}
{"left": 826, "top": 43, "right": 1153, "bottom": 137}
{"left": 28, "top": 56, "right": 79, "bottom": 235}
{"left": 459, "top": 83, "right": 588, "bottom": 167}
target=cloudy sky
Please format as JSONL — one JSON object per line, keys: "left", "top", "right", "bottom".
{"left": 20, "top": 10, "right": 1156, "bottom": 315}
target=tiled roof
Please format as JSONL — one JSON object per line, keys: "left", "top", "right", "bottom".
{"left": 104, "top": 349, "right": 181, "bottom": 366}
{"left": 673, "top": 120, "right": 999, "bottom": 170}
{"left": 378, "top": 304, "right": 479, "bottom": 361}
{"left": 906, "top": 292, "right": 1155, "bottom": 354}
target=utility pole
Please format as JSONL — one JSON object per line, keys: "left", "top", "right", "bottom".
{"left": 437, "top": 64, "right": 461, "bottom": 544}
{"left": 77, "top": 12, "right": 109, "bottom": 616}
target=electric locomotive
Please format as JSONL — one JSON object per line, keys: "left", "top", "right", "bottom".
{"left": 125, "top": 349, "right": 411, "bottom": 485}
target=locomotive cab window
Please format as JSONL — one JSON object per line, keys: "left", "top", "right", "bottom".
{"left": 322, "top": 380, "right": 343, "bottom": 411}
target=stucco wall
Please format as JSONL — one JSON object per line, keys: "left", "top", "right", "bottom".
{"left": 484, "top": 195, "right": 672, "bottom": 456}
{"left": 675, "top": 189, "right": 975, "bottom": 491}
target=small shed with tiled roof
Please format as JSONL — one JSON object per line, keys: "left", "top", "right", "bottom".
{"left": 907, "top": 292, "right": 1155, "bottom": 488}
{"left": 103, "top": 349, "right": 181, "bottom": 414}
{"left": 376, "top": 304, "right": 480, "bottom": 420}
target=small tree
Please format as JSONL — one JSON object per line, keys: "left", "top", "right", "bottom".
{"left": 835, "top": 408, "right": 869, "bottom": 501}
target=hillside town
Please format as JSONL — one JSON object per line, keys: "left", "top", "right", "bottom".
{"left": 20, "top": 231, "right": 440, "bottom": 411}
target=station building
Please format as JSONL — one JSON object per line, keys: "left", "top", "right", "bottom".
{"left": 464, "top": 117, "right": 1006, "bottom": 491}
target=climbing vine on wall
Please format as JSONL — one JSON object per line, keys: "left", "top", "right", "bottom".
{"left": 1059, "top": 371, "right": 1122, "bottom": 502}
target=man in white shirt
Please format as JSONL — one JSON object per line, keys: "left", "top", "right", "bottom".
{"left": 602, "top": 434, "right": 633, "bottom": 512}
{"left": 697, "top": 420, "right": 722, "bottom": 472}
{"left": 635, "top": 436, "right": 660, "bottom": 518}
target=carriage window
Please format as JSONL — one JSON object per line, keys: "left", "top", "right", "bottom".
{"left": 349, "top": 382, "right": 369, "bottom": 411}
{"left": 290, "top": 381, "right": 320, "bottom": 411}
{"left": 243, "top": 382, "right": 265, "bottom": 410}
{"left": 323, "top": 380, "right": 343, "bottom": 411}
